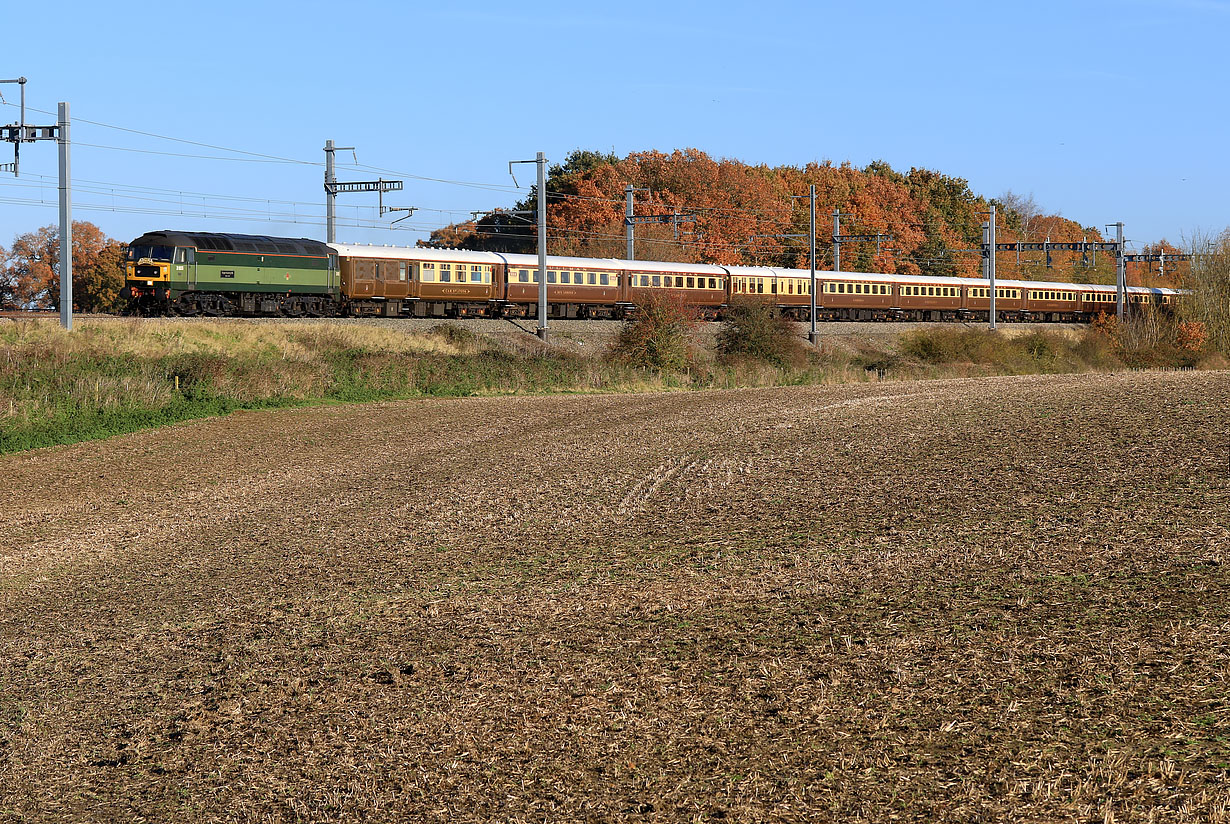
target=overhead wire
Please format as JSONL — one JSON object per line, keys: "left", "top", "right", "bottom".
{"left": 0, "top": 102, "right": 1134, "bottom": 270}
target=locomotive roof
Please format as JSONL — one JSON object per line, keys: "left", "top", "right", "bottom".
{"left": 132, "top": 231, "right": 332, "bottom": 257}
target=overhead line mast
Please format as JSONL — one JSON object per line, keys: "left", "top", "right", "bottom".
{"left": 2, "top": 78, "right": 73, "bottom": 330}
{"left": 323, "top": 140, "right": 404, "bottom": 244}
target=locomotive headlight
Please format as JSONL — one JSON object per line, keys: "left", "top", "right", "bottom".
{"left": 147, "top": 280, "right": 153, "bottom": 285}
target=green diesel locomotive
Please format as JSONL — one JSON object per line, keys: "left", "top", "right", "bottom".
{"left": 123, "top": 230, "right": 338, "bottom": 316}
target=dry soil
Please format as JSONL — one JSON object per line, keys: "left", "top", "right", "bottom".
{"left": 1, "top": 372, "right": 1228, "bottom": 822}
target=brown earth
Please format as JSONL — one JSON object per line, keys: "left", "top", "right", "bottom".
{"left": 1, "top": 372, "right": 1228, "bottom": 822}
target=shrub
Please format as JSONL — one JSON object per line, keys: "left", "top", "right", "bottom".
{"left": 430, "top": 323, "right": 480, "bottom": 350}
{"left": 716, "top": 296, "right": 806, "bottom": 367}
{"left": 1176, "top": 320, "right": 1208, "bottom": 353}
{"left": 609, "top": 290, "right": 698, "bottom": 371}
{"left": 1087, "top": 311, "right": 1121, "bottom": 343}
{"left": 1178, "top": 231, "right": 1230, "bottom": 354}
{"left": 899, "top": 328, "right": 1009, "bottom": 365}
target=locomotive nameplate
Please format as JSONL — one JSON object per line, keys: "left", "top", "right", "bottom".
{"left": 220, "top": 270, "right": 235, "bottom": 279}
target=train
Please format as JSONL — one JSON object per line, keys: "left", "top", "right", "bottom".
{"left": 122, "top": 230, "right": 1182, "bottom": 322}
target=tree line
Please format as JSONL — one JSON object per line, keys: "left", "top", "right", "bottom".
{"left": 428, "top": 149, "right": 1186, "bottom": 287}
{"left": 0, "top": 221, "right": 126, "bottom": 312}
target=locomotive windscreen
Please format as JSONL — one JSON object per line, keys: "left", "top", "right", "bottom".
{"left": 127, "top": 245, "right": 173, "bottom": 261}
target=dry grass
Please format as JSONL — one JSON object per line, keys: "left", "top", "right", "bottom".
{"left": 1, "top": 371, "right": 1228, "bottom": 821}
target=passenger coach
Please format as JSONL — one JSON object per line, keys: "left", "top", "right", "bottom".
{"left": 124, "top": 231, "right": 1183, "bottom": 321}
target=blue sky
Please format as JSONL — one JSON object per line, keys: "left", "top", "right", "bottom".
{"left": 1, "top": 0, "right": 1226, "bottom": 252}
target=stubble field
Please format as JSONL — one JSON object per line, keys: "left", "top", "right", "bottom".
{"left": 1, "top": 371, "right": 1228, "bottom": 822}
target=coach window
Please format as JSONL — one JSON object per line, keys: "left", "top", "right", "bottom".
{"left": 684, "top": 276, "right": 694, "bottom": 289}
{"left": 398, "top": 262, "right": 407, "bottom": 281}
{"left": 588, "top": 272, "right": 597, "bottom": 285}
{"left": 600, "top": 273, "right": 610, "bottom": 286}
{"left": 649, "top": 275, "right": 659, "bottom": 287}
{"left": 421, "top": 262, "right": 436, "bottom": 282}
{"left": 547, "top": 271, "right": 557, "bottom": 284}
{"left": 561, "top": 271, "right": 571, "bottom": 284}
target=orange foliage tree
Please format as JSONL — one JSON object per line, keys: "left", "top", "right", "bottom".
{"left": 428, "top": 148, "right": 1166, "bottom": 285}
{"left": 1, "top": 221, "right": 126, "bottom": 312}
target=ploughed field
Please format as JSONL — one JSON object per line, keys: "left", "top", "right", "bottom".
{"left": 1, "top": 372, "right": 1228, "bottom": 822}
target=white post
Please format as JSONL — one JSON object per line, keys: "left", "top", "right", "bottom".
{"left": 1115, "top": 222, "right": 1125, "bottom": 321}
{"left": 58, "top": 101, "right": 71, "bottom": 331}
{"left": 625, "top": 183, "right": 634, "bottom": 261}
{"left": 537, "top": 152, "right": 548, "bottom": 341}
{"left": 808, "top": 185, "right": 817, "bottom": 345}
{"left": 989, "top": 204, "right": 997, "bottom": 331}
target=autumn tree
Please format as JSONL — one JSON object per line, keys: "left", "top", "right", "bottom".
{"left": 2, "top": 221, "right": 126, "bottom": 312}
{"left": 423, "top": 148, "right": 1175, "bottom": 285}
{"left": 1179, "top": 229, "right": 1230, "bottom": 353}
{"left": 2, "top": 225, "right": 57, "bottom": 308}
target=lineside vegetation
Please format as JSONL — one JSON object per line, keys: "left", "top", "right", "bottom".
{"left": 0, "top": 312, "right": 1224, "bottom": 454}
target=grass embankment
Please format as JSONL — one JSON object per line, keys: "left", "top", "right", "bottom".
{"left": 0, "top": 317, "right": 1222, "bottom": 454}
{"left": 0, "top": 321, "right": 640, "bottom": 453}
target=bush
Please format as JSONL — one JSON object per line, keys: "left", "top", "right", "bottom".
{"left": 1087, "top": 311, "right": 1120, "bottom": 343}
{"left": 899, "top": 328, "right": 1008, "bottom": 365}
{"left": 1176, "top": 321, "right": 1208, "bottom": 352}
{"left": 716, "top": 296, "right": 806, "bottom": 367}
{"left": 609, "top": 290, "right": 698, "bottom": 371}
{"left": 1179, "top": 231, "right": 1230, "bottom": 354}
